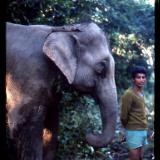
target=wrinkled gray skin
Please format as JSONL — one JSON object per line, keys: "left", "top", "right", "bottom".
{"left": 6, "top": 22, "right": 118, "bottom": 160}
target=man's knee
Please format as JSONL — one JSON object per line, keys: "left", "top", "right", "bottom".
{"left": 129, "top": 148, "right": 141, "bottom": 160}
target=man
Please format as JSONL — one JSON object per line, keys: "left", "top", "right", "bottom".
{"left": 120, "top": 66, "right": 148, "bottom": 160}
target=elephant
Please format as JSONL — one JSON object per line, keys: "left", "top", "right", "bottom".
{"left": 6, "top": 22, "right": 118, "bottom": 160}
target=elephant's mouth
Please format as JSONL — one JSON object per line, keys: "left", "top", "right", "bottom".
{"left": 74, "top": 85, "right": 95, "bottom": 94}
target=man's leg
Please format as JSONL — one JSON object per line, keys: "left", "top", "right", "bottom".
{"left": 129, "top": 147, "right": 141, "bottom": 160}
{"left": 139, "top": 147, "right": 144, "bottom": 160}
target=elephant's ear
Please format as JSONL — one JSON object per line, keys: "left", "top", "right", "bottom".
{"left": 43, "top": 32, "right": 77, "bottom": 84}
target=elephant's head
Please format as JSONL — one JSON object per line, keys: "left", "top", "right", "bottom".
{"left": 43, "top": 22, "right": 118, "bottom": 147}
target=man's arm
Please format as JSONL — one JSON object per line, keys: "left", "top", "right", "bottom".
{"left": 120, "top": 92, "right": 132, "bottom": 128}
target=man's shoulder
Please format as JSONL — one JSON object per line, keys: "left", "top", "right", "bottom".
{"left": 122, "top": 88, "right": 134, "bottom": 98}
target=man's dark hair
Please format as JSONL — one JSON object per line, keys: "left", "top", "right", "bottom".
{"left": 131, "top": 66, "right": 147, "bottom": 78}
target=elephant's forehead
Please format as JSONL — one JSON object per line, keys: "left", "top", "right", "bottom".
{"left": 77, "top": 23, "right": 105, "bottom": 41}
{"left": 81, "top": 49, "right": 111, "bottom": 64}
{"left": 77, "top": 33, "right": 107, "bottom": 54}
{"left": 86, "top": 23, "right": 102, "bottom": 33}
{"left": 87, "top": 42, "right": 111, "bottom": 57}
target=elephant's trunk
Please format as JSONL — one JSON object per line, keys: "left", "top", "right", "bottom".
{"left": 86, "top": 82, "right": 118, "bottom": 148}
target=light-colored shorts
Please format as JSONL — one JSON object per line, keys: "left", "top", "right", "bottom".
{"left": 125, "top": 130, "right": 148, "bottom": 149}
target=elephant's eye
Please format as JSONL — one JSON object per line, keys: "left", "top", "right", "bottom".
{"left": 95, "top": 59, "right": 108, "bottom": 78}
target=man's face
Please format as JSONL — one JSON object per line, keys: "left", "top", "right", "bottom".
{"left": 133, "top": 73, "right": 146, "bottom": 88}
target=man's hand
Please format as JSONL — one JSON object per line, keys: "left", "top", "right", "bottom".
{"left": 148, "top": 130, "right": 154, "bottom": 141}
{"left": 149, "top": 131, "right": 154, "bottom": 141}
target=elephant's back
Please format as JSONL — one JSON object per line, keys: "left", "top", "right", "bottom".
{"left": 6, "top": 22, "right": 49, "bottom": 60}
{"left": 6, "top": 23, "right": 55, "bottom": 103}
{"left": 6, "top": 22, "right": 53, "bottom": 78}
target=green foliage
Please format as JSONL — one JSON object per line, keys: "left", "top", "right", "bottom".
{"left": 56, "top": 91, "right": 100, "bottom": 159}
{"left": 7, "top": 0, "right": 43, "bottom": 24}
{"left": 110, "top": 32, "right": 154, "bottom": 96}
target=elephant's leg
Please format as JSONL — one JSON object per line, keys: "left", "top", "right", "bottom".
{"left": 10, "top": 104, "right": 46, "bottom": 160}
{"left": 43, "top": 104, "right": 59, "bottom": 160}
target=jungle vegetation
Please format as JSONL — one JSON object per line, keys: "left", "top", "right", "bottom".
{"left": 7, "top": 0, "right": 154, "bottom": 159}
